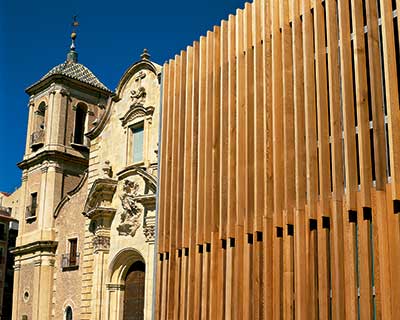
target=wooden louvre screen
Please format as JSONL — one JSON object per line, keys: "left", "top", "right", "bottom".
{"left": 156, "top": 0, "right": 400, "bottom": 319}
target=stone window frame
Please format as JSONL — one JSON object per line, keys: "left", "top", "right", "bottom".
{"left": 61, "top": 235, "right": 80, "bottom": 271}
{"left": 71, "top": 102, "right": 93, "bottom": 149}
{"left": 64, "top": 305, "right": 73, "bottom": 320}
{"left": 128, "top": 120, "right": 146, "bottom": 166}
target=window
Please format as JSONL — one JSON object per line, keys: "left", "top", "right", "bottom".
{"left": 62, "top": 238, "right": 79, "bottom": 270}
{"left": 73, "top": 104, "right": 86, "bottom": 145}
{"left": 131, "top": 124, "right": 144, "bottom": 163}
{"left": 69, "top": 238, "right": 78, "bottom": 266}
{"left": 65, "top": 306, "right": 73, "bottom": 320}
{"left": 31, "top": 102, "right": 46, "bottom": 149}
{"left": 26, "top": 192, "right": 37, "bottom": 219}
{"left": 36, "top": 102, "right": 46, "bottom": 130}
{"left": 0, "top": 224, "right": 5, "bottom": 241}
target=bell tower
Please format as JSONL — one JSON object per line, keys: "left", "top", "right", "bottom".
{"left": 11, "top": 21, "right": 113, "bottom": 320}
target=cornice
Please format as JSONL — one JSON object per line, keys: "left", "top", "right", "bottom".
{"left": 18, "top": 150, "right": 88, "bottom": 170}
{"left": 83, "top": 177, "right": 118, "bottom": 216}
{"left": 11, "top": 240, "right": 58, "bottom": 256}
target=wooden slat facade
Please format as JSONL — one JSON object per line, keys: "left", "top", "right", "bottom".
{"left": 156, "top": 0, "right": 400, "bottom": 318}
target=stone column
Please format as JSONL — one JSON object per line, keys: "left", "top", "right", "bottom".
{"left": 45, "top": 88, "right": 56, "bottom": 145}
{"left": 90, "top": 210, "right": 115, "bottom": 320}
{"left": 32, "top": 255, "right": 55, "bottom": 320}
{"left": 38, "top": 161, "right": 63, "bottom": 233}
{"left": 106, "top": 284, "right": 125, "bottom": 320}
{"left": 11, "top": 259, "right": 21, "bottom": 320}
{"left": 24, "top": 99, "right": 35, "bottom": 155}
{"left": 17, "top": 172, "right": 28, "bottom": 246}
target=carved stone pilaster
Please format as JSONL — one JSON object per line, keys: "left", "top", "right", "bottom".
{"left": 143, "top": 224, "right": 155, "bottom": 243}
{"left": 93, "top": 235, "right": 111, "bottom": 253}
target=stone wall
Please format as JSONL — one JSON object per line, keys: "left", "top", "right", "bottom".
{"left": 52, "top": 177, "right": 87, "bottom": 320}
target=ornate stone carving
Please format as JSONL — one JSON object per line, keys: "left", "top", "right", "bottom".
{"left": 130, "top": 86, "right": 146, "bottom": 106}
{"left": 143, "top": 224, "right": 155, "bottom": 243}
{"left": 117, "top": 180, "right": 142, "bottom": 237}
{"left": 101, "top": 160, "right": 112, "bottom": 178}
{"left": 93, "top": 235, "right": 110, "bottom": 252}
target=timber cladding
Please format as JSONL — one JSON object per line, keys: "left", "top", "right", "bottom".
{"left": 156, "top": 0, "right": 400, "bottom": 319}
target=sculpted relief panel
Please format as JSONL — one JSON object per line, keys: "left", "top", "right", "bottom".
{"left": 117, "top": 180, "right": 142, "bottom": 237}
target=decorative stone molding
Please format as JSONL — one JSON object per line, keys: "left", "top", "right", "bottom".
{"left": 130, "top": 86, "right": 146, "bottom": 106}
{"left": 93, "top": 235, "right": 111, "bottom": 252}
{"left": 143, "top": 224, "right": 155, "bottom": 243}
{"left": 59, "top": 88, "right": 71, "bottom": 97}
{"left": 11, "top": 241, "right": 57, "bottom": 257}
{"left": 117, "top": 180, "right": 142, "bottom": 237}
{"left": 83, "top": 178, "right": 117, "bottom": 217}
{"left": 119, "top": 104, "right": 154, "bottom": 128}
{"left": 106, "top": 283, "right": 125, "bottom": 291}
{"left": 101, "top": 160, "right": 112, "bottom": 178}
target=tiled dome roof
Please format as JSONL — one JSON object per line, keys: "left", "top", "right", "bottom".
{"left": 36, "top": 60, "right": 111, "bottom": 92}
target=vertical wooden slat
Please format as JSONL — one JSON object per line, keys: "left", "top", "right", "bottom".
{"left": 379, "top": 0, "right": 400, "bottom": 200}
{"left": 212, "top": 25, "right": 221, "bottom": 236}
{"left": 272, "top": 0, "right": 284, "bottom": 315}
{"left": 236, "top": 8, "right": 246, "bottom": 230}
{"left": 314, "top": 1, "right": 331, "bottom": 318}
{"left": 158, "top": 61, "right": 169, "bottom": 255}
{"left": 281, "top": 0, "right": 295, "bottom": 318}
{"left": 302, "top": 0, "right": 318, "bottom": 219}
{"left": 272, "top": 0, "right": 284, "bottom": 227}
{"left": 219, "top": 20, "right": 229, "bottom": 241}
{"left": 291, "top": 0, "right": 308, "bottom": 318}
{"left": 351, "top": 0, "right": 373, "bottom": 208}
{"left": 182, "top": 46, "right": 193, "bottom": 249}
{"left": 281, "top": 0, "right": 295, "bottom": 224}
{"left": 186, "top": 40, "right": 200, "bottom": 319}
{"left": 365, "top": 0, "right": 386, "bottom": 191}
{"left": 204, "top": 30, "right": 214, "bottom": 245}
{"left": 338, "top": 0, "right": 358, "bottom": 211}
{"left": 325, "top": 2, "right": 346, "bottom": 318}
{"left": 262, "top": 0, "right": 274, "bottom": 317}
{"left": 243, "top": 4, "right": 254, "bottom": 319}
{"left": 227, "top": 14, "right": 237, "bottom": 239}
{"left": 167, "top": 54, "right": 181, "bottom": 319}
{"left": 245, "top": 2, "right": 255, "bottom": 235}
{"left": 253, "top": 0, "right": 265, "bottom": 233}
{"left": 196, "top": 37, "right": 207, "bottom": 246}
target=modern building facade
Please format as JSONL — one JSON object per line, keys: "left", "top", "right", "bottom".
{"left": 155, "top": 0, "right": 400, "bottom": 319}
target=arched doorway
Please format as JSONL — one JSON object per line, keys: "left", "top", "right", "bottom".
{"left": 123, "top": 261, "right": 145, "bottom": 320}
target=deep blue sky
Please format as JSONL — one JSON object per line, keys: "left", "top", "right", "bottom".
{"left": 0, "top": 0, "right": 245, "bottom": 193}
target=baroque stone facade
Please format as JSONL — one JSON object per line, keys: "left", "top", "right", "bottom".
{"left": 8, "top": 33, "right": 161, "bottom": 320}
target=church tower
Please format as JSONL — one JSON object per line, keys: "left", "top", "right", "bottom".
{"left": 11, "top": 24, "right": 113, "bottom": 320}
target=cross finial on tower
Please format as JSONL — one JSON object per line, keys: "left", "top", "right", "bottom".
{"left": 141, "top": 48, "right": 150, "bottom": 61}
{"left": 67, "top": 15, "right": 79, "bottom": 63}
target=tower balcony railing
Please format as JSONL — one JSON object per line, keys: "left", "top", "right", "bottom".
{"left": 25, "top": 205, "right": 37, "bottom": 221}
{"left": 61, "top": 252, "right": 80, "bottom": 271}
{"left": 0, "top": 206, "right": 11, "bottom": 216}
{"left": 30, "top": 129, "right": 45, "bottom": 148}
